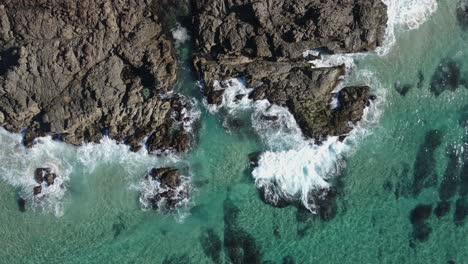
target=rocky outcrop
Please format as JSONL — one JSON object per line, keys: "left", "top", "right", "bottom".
{"left": 192, "top": 0, "right": 387, "bottom": 213}
{"left": 192, "top": 0, "right": 386, "bottom": 142}
{"left": 143, "top": 167, "right": 189, "bottom": 210}
{"left": 192, "top": 0, "right": 387, "bottom": 59}
{"left": 33, "top": 167, "right": 57, "bottom": 195}
{"left": 0, "top": 0, "right": 193, "bottom": 152}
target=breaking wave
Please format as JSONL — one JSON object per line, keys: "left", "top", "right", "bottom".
{"left": 207, "top": 69, "right": 386, "bottom": 211}
{"left": 0, "top": 107, "right": 198, "bottom": 217}
{"left": 378, "top": 0, "right": 438, "bottom": 56}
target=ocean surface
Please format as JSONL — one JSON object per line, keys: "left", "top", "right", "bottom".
{"left": 0, "top": 0, "right": 467, "bottom": 263}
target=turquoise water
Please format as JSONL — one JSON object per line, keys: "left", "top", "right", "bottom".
{"left": 0, "top": 1, "right": 467, "bottom": 263}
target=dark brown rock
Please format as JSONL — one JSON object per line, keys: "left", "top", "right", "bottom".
{"left": 144, "top": 167, "right": 189, "bottom": 210}
{"left": 45, "top": 173, "right": 57, "bottom": 186}
{"left": 33, "top": 185, "right": 42, "bottom": 195}
{"left": 192, "top": 0, "right": 386, "bottom": 143}
{"left": 35, "top": 168, "right": 51, "bottom": 184}
{"left": 35, "top": 168, "right": 56, "bottom": 186}
{"left": 18, "top": 198, "right": 26, "bottom": 212}
{"left": 148, "top": 168, "right": 181, "bottom": 189}
{"left": 457, "top": 1, "right": 468, "bottom": 30}
{"left": 0, "top": 0, "right": 192, "bottom": 152}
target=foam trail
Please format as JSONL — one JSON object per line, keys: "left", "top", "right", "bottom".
{"left": 0, "top": 121, "right": 196, "bottom": 217}
{"left": 377, "top": 0, "right": 438, "bottom": 56}
{"left": 206, "top": 70, "right": 386, "bottom": 211}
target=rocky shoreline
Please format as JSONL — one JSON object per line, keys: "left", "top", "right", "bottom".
{"left": 1, "top": 0, "right": 388, "bottom": 213}
{"left": 0, "top": 0, "right": 193, "bottom": 153}
{"left": 191, "top": 0, "right": 388, "bottom": 213}
{"left": 192, "top": 0, "right": 387, "bottom": 142}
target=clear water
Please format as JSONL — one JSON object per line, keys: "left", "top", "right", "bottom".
{"left": 0, "top": 1, "right": 467, "bottom": 263}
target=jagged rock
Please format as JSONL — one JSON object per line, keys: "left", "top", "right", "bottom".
{"left": 144, "top": 167, "right": 189, "bottom": 210}
{"left": 192, "top": 0, "right": 386, "bottom": 143}
{"left": 18, "top": 198, "right": 26, "bottom": 212}
{"left": 457, "top": 1, "right": 468, "bottom": 30}
{"left": 147, "top": 168, "right": 181, "bottom": 188}
{"left": 0, "top": 0, "right": 192, "bottom": 152}
{"left": 306, "top": 187, "right": 338, "bottom": 220}
{"left": 33, "top": 186, "right": 42, "bottom": 195}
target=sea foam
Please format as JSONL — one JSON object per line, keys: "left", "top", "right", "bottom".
{"left": 0, "top": 120, "right": 195, "bottom": 217}
{"left": 208, "top": 69, "right": 385, "bottom": 211}
{"left": 378, "top": 0, "right": 438, "bottom": 56}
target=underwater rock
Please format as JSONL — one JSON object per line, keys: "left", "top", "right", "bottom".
{"left": 282, "top": 256, "right": 295, "bottom": 264}
{"left": 142, "top": 167, "right": 189, "bottom": 210}
{"left": 430, "top": 59, "right": 462, "bottom": 96}
{"left": 438, "top": 146, "right": 460, "bottom": 201}
{"left": 417, "top": 71, "right": 425, "bottom": 89}
{"left": 306, "top": 187, "right": 338, "bottom": 221}
{"left": 412, "top": 130, "right": 442, "bottom": 196}
{"left": 223, "top": 199, "right": 263, "bottom": 264}
{"left": 394, "top": 163, "right": 412, "bottom": 199}
{"left": 454, "top": 197, "right": 468, "bottom": 226}
{"left": 435, "top": 201, "right": 451, "bottom": 218}
{"left": 200, "top": 228, "right": 222, "bottom": 264}
{"left": 409, "top": 204, "right": 433, "bottom": 244}
{"left": 457, "top": 1, "right": 468, "bottom": 30}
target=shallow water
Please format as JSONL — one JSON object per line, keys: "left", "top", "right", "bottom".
{"left": 0, "top": 1, "right": 467, "bottom": 263}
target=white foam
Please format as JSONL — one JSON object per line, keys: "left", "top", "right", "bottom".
{"left": 181, "top": 98, "right": 201, "bottom": 133}
{"left": 0, "top": 130, "right": 73, "bottom": 217}
{"left": 377, "top": 0, "right": 438, "bottom": 56}
{"left": 205, "top": 68, "right": 386, "bottom": 211}
{"left": 0, "top": 126, "right": 195, "bottom": 217}
{"left": 309, "top": 52, "right": 358, "bottom": 73}
{"left": 171, "top": 24, "right": 190, "bottom": 46}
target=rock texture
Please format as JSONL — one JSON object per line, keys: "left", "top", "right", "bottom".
{"left": 192, "top": 0, "right": 387, "bottom": 59}
{"left": 192, "top": 0, "right": 387, "bottom": 141}
{"left": 0, "top": 0, "right": 192, "bottom": 152}
{"left": 33, "top": 167, "right": 57, "bottom": 195}
{"left": 143, "top": 167, "right": 189, "bottom": 210}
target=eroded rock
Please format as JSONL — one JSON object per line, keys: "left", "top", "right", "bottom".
{"left": 33, "top": 167, "right": 57, "bottom": 195}
{"left": 0, "top": 0, "right": 192, "bottom": 152}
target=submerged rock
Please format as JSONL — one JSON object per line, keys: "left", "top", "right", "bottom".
{"left": 457, "top": 1, "right": 468, "bottom": 30}
{"left": 394, "top": 81, "right": 413, "bottom": 96}
{"left": 199, "top": 228, "right": 222, "bottom": 264}
{"left": 142, "top": 167, "right": 189, "bottom": 210}
{"left": 17, "top": 198, "right": 26, "bottom": 212}
{"left": 409, "top": 204, "right": 433, "bottom": 245}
